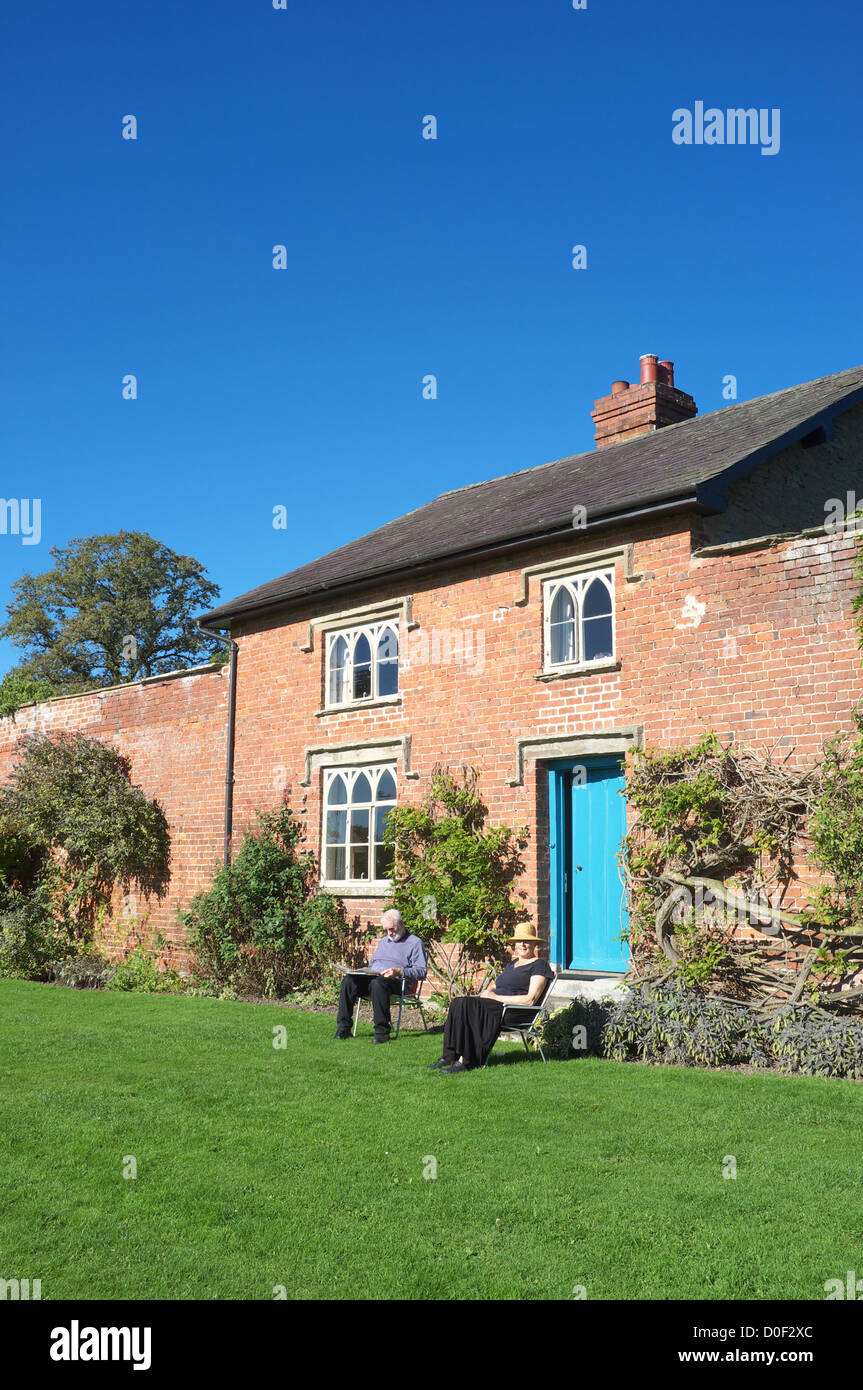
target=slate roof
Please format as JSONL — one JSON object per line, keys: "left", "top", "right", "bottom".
{"left": 200, "top": 364, "right": 863, "bottom": 628}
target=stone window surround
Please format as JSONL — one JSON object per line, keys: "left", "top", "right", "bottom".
{"left": 513, "top": 542, "right": 643, "bottom": 607}
{"left": 505, "top": 726, "right": 644, "bottom": 787}
{"left": 301, "top": 734, "right": 419, "bottom": 788}
{"left": 300, "top": 595, "right": 419, "bottom": 717}
{"left": 304, "top": 736, "right": 418, "bottom": 898}
{"left": 324, "top": 620, "right": 401, "bottom": 711}
{"left": 320, "top": 762, "right": 397, "bottom": 897}
{"left": 541, "top": 565, "right": 616, "bottom": 675}
{"left": 300, "top": 595, "right": 418, "bottom": 654}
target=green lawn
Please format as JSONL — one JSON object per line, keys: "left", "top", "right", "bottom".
{"left": 1, "top": 979, "right": 860, "bottom": 1301}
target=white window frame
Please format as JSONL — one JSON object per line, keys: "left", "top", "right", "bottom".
{"left": 542, "top": 567, "right": 615, "bottom": 672}
{"left": 325, "top": 621, "right": 399, "bottom": 709}
{"left": 321, "top": 763, "right": 397, "bottom": 889}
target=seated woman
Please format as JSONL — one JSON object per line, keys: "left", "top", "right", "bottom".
{"left": 428, "top": 926, "right": 554, "bottom": 1073}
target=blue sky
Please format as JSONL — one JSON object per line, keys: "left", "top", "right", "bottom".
{"left": 2, "top": 0, "right": 862, "bottom": 671}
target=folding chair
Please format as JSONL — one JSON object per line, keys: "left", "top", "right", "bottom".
{"left": 483, "top": 975, "right": 556, "bottom": 1065}
{"left": 352, "top": 975, "right": 431, "bottom": 1038}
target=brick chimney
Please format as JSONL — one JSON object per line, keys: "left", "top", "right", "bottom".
{"left": 591, "top": 355, "right": 697, "bottom": 449}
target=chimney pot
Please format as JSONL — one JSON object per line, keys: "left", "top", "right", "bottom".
{"left": 591, "top": 354, "right": 697, "bottom": 448}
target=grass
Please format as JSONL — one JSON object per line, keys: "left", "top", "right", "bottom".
{"left": 1, "top": 979, "right": 861, "bottom": 1301}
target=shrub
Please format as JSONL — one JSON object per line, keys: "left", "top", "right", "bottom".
{"left": 0, "top": 809, "right": 45, "bottom": 890}
{"left": 767, "top": 1007, "right": 863, "bottom": 1080}
{"left": 0, "top": 880, "right": 67, "bottom": 979}
{"left": 107, "top": 945, "right": 182, "bottom": 989}
{"left": 384, "top": 765, "right": 530, "bottom": 998}
{"left": 0, "top": 731, "right": 170, "bottom": 959}
{"left": 48, "top": 952, "right": 116, "bottom": 990}
{"left": 295, "top": 891, "right": 366, "bottom": 987}
{"left": 107, "top": 938, "right": 183, "bottom": 994}
{"left": 0, "top": 672, "right": 58, "bottom": 719}
{"left": 602, "top": 982, "right": 768, "bottom": 1069}
{"left": 533, "top": 997, "right": 614, "bottom": 1061}
{"left": 809, "top": 704, "right": 863, "bottom": 933}
{"left": 182, "top": 798, "right": 356, "bottom": 997}
{"left": 284, "top": 980, "right": 342, "bottom": 1010}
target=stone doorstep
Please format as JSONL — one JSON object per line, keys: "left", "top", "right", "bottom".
{"left": 546, "top": 974, "right": 630, "bottom": 1007}
{"left": 497, "top": 976, "right": 629, "bottom": 1041}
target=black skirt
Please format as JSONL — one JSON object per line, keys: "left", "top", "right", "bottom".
{"left": 443, "top": 996, "right": 506, "bottom": 1068}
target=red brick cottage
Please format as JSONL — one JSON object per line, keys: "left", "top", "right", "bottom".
{"left": 3, "top": 357, "right": 863, "bottom": 976}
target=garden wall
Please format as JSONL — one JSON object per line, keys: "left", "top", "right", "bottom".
{"left": 0, "top": 664, "right": 229, "bottom": 967}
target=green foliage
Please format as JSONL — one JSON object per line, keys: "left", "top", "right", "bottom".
{"left": 0, "top": 880, "right": 68, "bottom": 979}
{"left": 808, "top": 704, "right": 863, "bottom": 933}
{"left": 767, "top": 1006, "right": 863, "bottom": 1080}
{"left": 0, "top": 671, "right": 59, "bottom": 718}
{"left": 284, "top": 979, "right": 342, "bottom": 1010}
{"left": 624, "top": 734, "right": 730, "bottom": 873}
{"left": 1, "top": 731, "right": 170, "bottom": 942}
{"left": 851, "top": 530, "right": 863, "bottom": 649}
{"left": 0, "top": 732, "right": 171, "bottom": 977}
{"left": 182, "top": 797, "right": 356, "bottom": 997}
{"left": 603, "top": 983, "right": 768, "bottom": 1069}
{"left": 0, "top": 808, "right": 45, "bottom": 890}
{"left": 107, "top": 937, "right": 183, "bottom": 994}
{"left": 48, "top": 952, "right": 116, "bottom": 990}
{"left": 384, "top": 766, "right": 529, "bottom": 978}
{"left": 295, "top": 890, "right": 364, "bottom": 982}
{"left": 621, "top": 733, "right": 816, "bottom": 998}
{"left": 0, "top": 530, "right": 222, "bottom": 692}
{"left": 533, "top": 997, "right": 611, "bottom": 1060}
{"left": 667, "top": 915, "right": 736, "bottom": 989}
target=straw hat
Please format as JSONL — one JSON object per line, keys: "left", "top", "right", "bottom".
{"left": 507, "top": 925, "right": 544, "bottom": 946}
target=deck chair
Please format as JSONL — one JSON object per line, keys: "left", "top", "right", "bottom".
{"left": 352, "top": 974, "right": 431, "bottom": 1039}
{"left": 483, "top": 975, "right": 556, "bottom": 1065}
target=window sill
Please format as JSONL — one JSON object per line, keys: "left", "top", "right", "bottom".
{"left": 536, "top": 659, "right": 621, "bottom": 682}
{"left": 320, "top": 881, "right": 393, "bottom": 899}
{"left": 316, "top": 696, "right": 402, "bottom": 717}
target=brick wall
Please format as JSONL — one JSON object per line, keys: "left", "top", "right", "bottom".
{"left": 231, "top": 513, "right": 863, "bottom": 946}
{"left": 2, "top": 512, "right": 860, "bottom": 971}
{"left": 0, "top": 665, "right": 229, "bottom": 967}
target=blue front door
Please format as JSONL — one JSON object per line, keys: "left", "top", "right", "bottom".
{"left": 548, "top": 758, "right": 628, "bottom": 972}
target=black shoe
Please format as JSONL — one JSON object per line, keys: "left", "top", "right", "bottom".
{"left": 373, "top": 1034, "right": 390, "bottom": 1044}
{"left": 427, "top": 1057, "right": 451, "bottom": 1070}
{"left": 334, "top": 1030, "right": 351, "bottom": 1040}
{"left": 441, "top": 1061, "right": 470, "bottom": 1073}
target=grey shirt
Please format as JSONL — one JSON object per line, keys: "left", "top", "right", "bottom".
{"left": 368, "top": 933, "right": 428, "bottom": 982}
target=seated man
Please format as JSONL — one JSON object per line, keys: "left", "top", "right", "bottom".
{"left": 335, "top": 908, "right": 427, "bottom": 1043}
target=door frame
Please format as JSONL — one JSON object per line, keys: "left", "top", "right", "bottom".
{"left": 547, "top": 755, "right": 628, "bottom": 972}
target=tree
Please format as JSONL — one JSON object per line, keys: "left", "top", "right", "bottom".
{"left": 0, "top": 671, "right": 59, "bottom": 718}
{"left": 384, "top": 766, "right": 530, "bottom": 999}
{"left": 0, "top": 531, "right": 223, "bottom": 692}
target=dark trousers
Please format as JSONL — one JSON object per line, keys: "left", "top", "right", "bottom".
{"left": 336, "top": 975, "right": 401, "bottom": 1036}
{"left": 442, "top": 996, "right": 505, "bottom": 1068}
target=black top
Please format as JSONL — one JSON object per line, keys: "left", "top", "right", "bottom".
{"left": 493, "top": 956, "right": 554, "bottom": 997}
